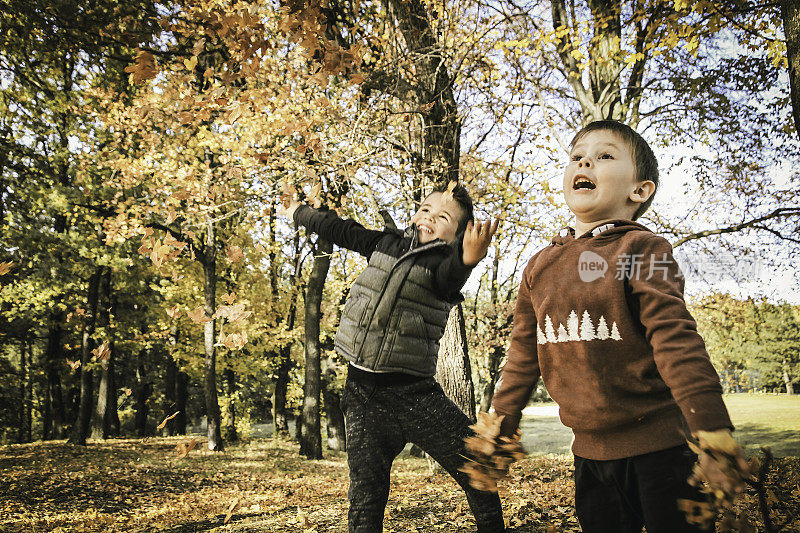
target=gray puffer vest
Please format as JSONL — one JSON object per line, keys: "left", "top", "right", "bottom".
{"left": 335, "top": 242, "right": 454, "bottom": 377}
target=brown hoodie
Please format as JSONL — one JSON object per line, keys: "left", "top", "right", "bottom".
{"left": 491, "top": 220, "right": 732, "bottom": 460}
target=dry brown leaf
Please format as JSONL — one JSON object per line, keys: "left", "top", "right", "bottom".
{"left": 156, "top": 412, "right": 180, "bottom": 430}
{"left": 224, "top": 497, "right": 241, "bottom": 524}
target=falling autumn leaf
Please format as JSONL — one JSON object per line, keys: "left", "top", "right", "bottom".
{"left": 175, "top": 437, "right": 200, "bottom": 459}
{"left": 91, "top": 342, "right": 112, "bottom": 362}
{"left": 227, "top": 245, "right": 245, "bottom": 263}
{"left": 187, "top": 306, "right": 212, "bottom": 324}
{"left": 166, "top": 304, "right": 182, "bottom": 319}
{"left": 224, "top": 497, "right": 241, "bottom": 524}
{"left": 0, "top": 262, "right": 14, "bottom": 276}
{"left": 156, "top": 412, "right": 180, "bottom": 430}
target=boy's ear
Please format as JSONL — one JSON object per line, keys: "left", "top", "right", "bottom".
{"left": 629, "top": 180, "right": 656, "bottom": 204}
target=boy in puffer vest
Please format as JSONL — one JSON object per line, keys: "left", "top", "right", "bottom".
{"left": 279, "top": 182, "right": 505, "bottom": 532}
{"left": 490, "top": 120, "right": 749, "bottom": 532}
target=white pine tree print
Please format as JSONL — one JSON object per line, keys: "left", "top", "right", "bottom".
{"left": 580, "top": 310, "right": 595, "bottom": 340}
{"left": 596, "top": 316, "right": 610, "bottom": 339}
{"left": 567, "top": 310, "right": 580, "bottom": 341}
{"left": 557, "top": 323, "right": 568, "bottom": 342}
{"left": 537, "top": 323, "right": 546, "bottom": 344}
{"left": 610, "top": 322, "right": 621, "bottom": 340}
{"left": 545, "top": 315, "right": 558, "bottom": 344}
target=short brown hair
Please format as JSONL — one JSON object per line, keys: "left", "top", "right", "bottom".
{"left": 570, "top": 120, "right": 659, "bottom": 220}
{"left": 428, "top": 182, "right": 474, "bottom": 234}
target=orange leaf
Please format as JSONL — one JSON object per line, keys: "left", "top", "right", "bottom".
{"left": 175, "top": 437, "right": 200, "bottom": 459}
{"left": 156, "top": 411, "right": 180, "bottom": 430}
{"left": 166, "top": 304, "right": 182, "bottom": 319}
{"left": 92, "top": 341, "right": 112, "bottom": 362}
{"left": 0, "top": 261, "right": 14, "bottom": 276}
{"left": 187, "top": 306, "right": 211, "bottom": 324}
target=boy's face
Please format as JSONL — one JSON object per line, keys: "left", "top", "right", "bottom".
{"left": 563, "top": 129, "right": 650, "bottom": 224}
{"left": 410, "top": 191, "right": 463, "bottom": 244}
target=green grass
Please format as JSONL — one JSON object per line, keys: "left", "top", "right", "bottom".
{"left": 723, "top": 393, "right": 800, "bottom": 457}
{"left": 518, "top": 393, "right": 800, "bottom": 457}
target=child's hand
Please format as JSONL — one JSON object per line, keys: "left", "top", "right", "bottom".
{"left": 277, "top": 179, "right": 301, "bottom": 219}
{"left": 460, "top": 412, "right": 525, "bottom": 492}
{"left": 689, "top": 429, "right": 751, "bottom": 500}
{"left": 679, "top": 429, "right": 753, "bottom": 528}
{"left": 462, "top": 218, "right": 500, "bottom": 267}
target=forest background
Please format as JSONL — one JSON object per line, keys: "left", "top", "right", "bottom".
{"left": 1, "top": 0, "right": 799, "bottom": 480}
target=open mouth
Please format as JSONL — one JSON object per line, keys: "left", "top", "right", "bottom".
{"left": 417, "top": 224, "right": 434, "bottom": 235}
{"left": 573, "top": 176, "right": 596, "bottom": 190}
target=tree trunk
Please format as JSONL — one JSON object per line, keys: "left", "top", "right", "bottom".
{"left": 68, "top": 267, "right": 102, "bottom": 445}
{"left": 163, "top": 347, "right": 177, "bottom": 437}
{"left": 299, "top": 237, "right": 332, "bottom": 459}
{"left": 223, "top": 367, "right": 238, "bottom": 443}
{"left": 427, "top": 304, "right": 476, "bottom": 472}
{"left": 134, "top": 348, "right": 151, "bottom": 437}
{"left": 272, "top": 346, "right": 293, "bottom": 437}
{"left": 203, "top": 216, "right": 223, "bottom": 451}
{"left": 479, "top": 345, "right": 504, "bottom": 413}
{"left": 175, "top": 370, "right": 189, "bottom": 435}
{"left": 322, "top": 360, "right": 346, "bottom": 451}
{"left": 270, "top": 205, "right": 300, "bottom": 439}
{"left": 18, "top": 336, "right": 32, "bottom": 443}
{"left": 782, "top": 0, "right": 800, "bottom": 138}
{"left": 783, "top": 359, "right": 795, "bottom": 394}
{"left": 43, "top": 316, "right": 66, "bottom": 440}
{"left": 435, "top": 304, "right": 477, "bottom": 422}
{"left": 93, "top": 268, "right": 119, "bottom": 439}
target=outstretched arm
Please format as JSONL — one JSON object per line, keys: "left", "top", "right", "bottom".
{"left": 277, "top": 180, "right": 387, "bottom": 258}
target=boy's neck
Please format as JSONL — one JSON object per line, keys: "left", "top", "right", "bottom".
{"left": 573, "top": 217, "right": 625, "bottom": 237}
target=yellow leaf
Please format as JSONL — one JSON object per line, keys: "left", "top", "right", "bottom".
{"left": 184, "top": 55, "right": 198, "bottom": 71}
{"left": 0, "top": 262, "right": 14, "bottom": 276}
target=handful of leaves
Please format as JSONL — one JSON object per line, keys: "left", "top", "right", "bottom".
{"left": 459, "top": 412, "right": 525, "bottom": 492}
{"left": 678, "top": 430, "right": 754, "bottom": 529}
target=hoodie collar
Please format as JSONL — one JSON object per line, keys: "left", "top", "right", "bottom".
{"left": 551, "top": 219, "right": 652, "bottom": 245}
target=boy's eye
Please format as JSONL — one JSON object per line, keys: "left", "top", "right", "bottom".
{"left": 440, "top": 215, "right": 449, "bottom": 221}
{"left": 571, "top": 154, "right": 582, "bottom": 161}
{"left": 599, "top": 153, "right": 613, "bottom": 159}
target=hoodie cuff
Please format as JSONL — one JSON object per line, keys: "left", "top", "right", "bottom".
{"left": 679, "top": 391, "right": 734, "bottom": 434}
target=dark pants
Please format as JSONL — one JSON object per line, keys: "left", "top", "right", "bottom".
{"left": 341, "top": 371, "right": 505, "bottom": 533}
{"left": 574, "top": 444, "right": 711, "bottom": 533}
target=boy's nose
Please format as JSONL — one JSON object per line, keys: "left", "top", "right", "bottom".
{"left": 578, "top": 158, "right": 592, "bottom": 168}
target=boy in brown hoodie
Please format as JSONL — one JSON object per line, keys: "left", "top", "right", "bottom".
{"left": 490, "top": 120, "right": 747, "bottom": 532}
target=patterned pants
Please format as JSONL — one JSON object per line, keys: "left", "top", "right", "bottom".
{"left": 341, "top": 371, "right": 505, "bottom": 533}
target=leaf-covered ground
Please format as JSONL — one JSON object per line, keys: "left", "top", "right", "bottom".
{"left": 1, "top": 437, "right": 797, "bottom": 532}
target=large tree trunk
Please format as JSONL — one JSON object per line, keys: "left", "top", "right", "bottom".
{"left": 93, "top": 268, "right": 119, "bottom": 439}
{"left": 68, "top": 267, "right": 102, "bottom": 445}
{"left": 18, "top": 336, "right": 32, "bottom": 443}
{"left": 299, "top": 238, "right": 332, "bottom": 459}
{"left": 321, "top": 359, "right": 346, "bottom": 451}
{"left": 223, "top": 367, "right": 238, "bottom": 443}
{"left": 203, "top": 216, "right": 223, "bottom": 451}
{"left": 175, "top": 370, "right": 189, "bottom": 435}
{"left": 134, "top": 346, "right": 152, "bottom": 437}
{"left": 43, "top": 316, "right": 66, "bottom": 440}
{"left": 435, "top": 304, "right": 476, "bottom": 422}
{"left": 163, "top": 346, "right": 177, "bottom": 437}
{"left": 272, "top": 347, "right": 293, "bottom": 437}
{"left": 782, "top": 0, "right": 800, "bottom": 138}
